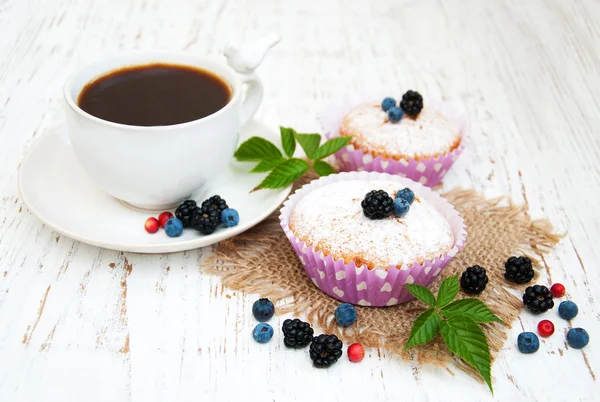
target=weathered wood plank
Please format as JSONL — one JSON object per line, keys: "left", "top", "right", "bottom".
{"left": 0, "top": 0, "right": 598, "bottom": 400}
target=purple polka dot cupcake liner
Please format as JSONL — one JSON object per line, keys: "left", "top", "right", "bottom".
{"left": 317, "top": 93, "right": 468, "bottom": 187}
{"left": 279, "top": 171, "right": 467, "bottom": 306}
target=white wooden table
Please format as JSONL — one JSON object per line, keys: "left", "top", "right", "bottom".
{"left": 1, "top": 0, "right": 599, "bottom": 400}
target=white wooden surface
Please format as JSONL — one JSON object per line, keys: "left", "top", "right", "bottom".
{"left": 1, "top": 0, "right": 599, "bottom": 400}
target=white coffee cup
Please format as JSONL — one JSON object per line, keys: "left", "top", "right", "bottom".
{"left": 64, "top": 36, "right": 279, "bottom": 210}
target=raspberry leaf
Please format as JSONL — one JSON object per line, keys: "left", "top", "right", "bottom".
{"left": 436, "top": 274, "right": 459, "bottom": 308}
{"left": 404, "top": 284, "right": 436, "bottom": 307}
{"left": 404, "top": 308, "right": 441, "bottom": 350}
{"left": 313, "top": 137, "right": 352, "bottom": 160}
{"left": 252, "top": 158, "right": 309, "bottom": 191}
{"left": 280, "top": 127, "right": 296, "bottom": 158}
{"left": 250, "top": 157, "right": 286, "bottom": 173}
{"left": 440, "top": 299, "right": 504, "bottom": 324}
{"left": 235, "top": 127, "right": 350, "bottom": 190}
{"left": 234, "top": 136, "right": 282, "bottom": 161}
{"left": 312, "top": 160, "right": 336, "bottom": 177}
{"left": 294, "top": 133, "right": 321, "bottom": 159}
{"left": 440, "top": 316, "right": 493, "bottom": 393}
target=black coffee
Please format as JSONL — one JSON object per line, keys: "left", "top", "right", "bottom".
{"left": 77, "top": 63, "right": 232, "bottom": 126}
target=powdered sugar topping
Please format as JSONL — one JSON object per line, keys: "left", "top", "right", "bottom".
{"left": 341, "top": 103, "right": 460, "bottom": 159}
{"left": 289, "top": 180, "right": 455, "bottom": 269}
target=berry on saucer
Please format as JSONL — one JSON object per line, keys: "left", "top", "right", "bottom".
{"left": 158, "top": 211, "right": 174, "bottom": 228}
{"left": 164, "top": 218, "right": 183, "bottom": 237}
{"left": 145, "top": 217, "right": 159, "bottom": 234}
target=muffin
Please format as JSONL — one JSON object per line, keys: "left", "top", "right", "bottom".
{"left": 340, "top": 103, "right": 461, "bottom": 161}
{"left": 317, "top": 92, "right": 467, "bottom": 187}
{"left": 280, "top": 171, "right": 466, "bottom": 306}
{"left": 289, "top": 180, "right": 454, "bottom": 270}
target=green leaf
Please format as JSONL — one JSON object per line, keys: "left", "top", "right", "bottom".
{"left": 250, "top": 157, "right": 286, "bottom": 173}
{"left": 253, "top": 158, "right": 310, "bottom": 191}
{"left": 436, "top": 275, "right": 459, "bottom": 308}
{"left": 440, "top": 316, "right": 493, "bottom": 393}
{"left": 441, "top": 299, "right": 504, "bottom": 324}
{"left": 312, "top": 160, "right": 336, "bottom": 177}
{"left": 280, "top": 127, "right": 296, "bottom": 158}
{"left": 294, "top": 133, "right": 321, "bottom": 159}
{"left": 234, "top": 137, "right": 282, "bottom": 161}
{"left": 313, "top": 137, "right": 352, "bottom": 160}
{"left": 404, "top": 308, "right": 441, "bottom": 350}
{"left": 404, "top": 284, "right": 437, "bottom": 307}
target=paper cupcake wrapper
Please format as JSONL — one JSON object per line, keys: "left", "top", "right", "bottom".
{"left": 317, "top": 93, "right": 468, "bottom": 187}
{"left": 279, "top": 171, "right": 467, "bottom": 306}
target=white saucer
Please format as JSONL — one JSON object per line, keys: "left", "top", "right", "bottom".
{"left": 18, "top": 121, "right": 292, "bottom": 253}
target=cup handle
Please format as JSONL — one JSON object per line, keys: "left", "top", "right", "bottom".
{"left": 239, "top": 73, "right": 263, "bottom": 127}
{"left": 224, "top": 33, "right": 280, "bottom": 127}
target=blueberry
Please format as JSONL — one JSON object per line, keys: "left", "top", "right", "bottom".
{"left": 387, "top": 107, "right": 404, "bottom": 123}
{"left": 517, "top": 332, "right": 539, "bottom": 354}
{"left": 558, "top": 300, "right": 578, "bottom": 320}
{"left": 393, "top": 198, "right": 410, "bottom": 218}
{"left": 164, "top": 218, "right": 183, "bottom": 237}
{"left": 252, "top": 298, "right": 275, "bottom": 322}
{"left": 396, "top": 188, "right": 415, "bottom": 205}
{"left": 334, "top": 303, "right": 357, "bottom": 327}
{"left": 252, "top": 323, "right": 274, "bottom": 343}
{"left": 221, "top": 208, "right": 239, "bottom": 227}
{"left": 567, "top": 328, "right": 589, "bottom": 349}
{"left": 381, "top": 97, "right": 396, "bottom": 112}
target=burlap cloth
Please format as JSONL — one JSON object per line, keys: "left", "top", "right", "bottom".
{"left": 202, "top": 177, "right": 561, "bottom": 382}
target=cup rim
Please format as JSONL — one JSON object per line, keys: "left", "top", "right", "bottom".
{"left": 63, "top": 50, "right": 242, "bottom": 131}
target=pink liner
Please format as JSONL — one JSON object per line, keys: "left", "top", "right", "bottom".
{"left": 317, "top": 93, "right": 468, "bottom": 187}
{"left": 279, "top": 172, "right": 467, "bottom": 306}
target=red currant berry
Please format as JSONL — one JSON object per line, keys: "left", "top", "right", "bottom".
{"left": 347, "top": 343, "right": 365, "bottom": 363}
{"left": 145, "top": 217, "right": 159, "bottom": 233}
{"left": 158, "top": 211, "right": 174, "bottom": 228}
{"left": 537, "top": 320, "right": 555, "bottom": 337}
{"left": 550, "top": 283, "right": 566, "bottom": 298}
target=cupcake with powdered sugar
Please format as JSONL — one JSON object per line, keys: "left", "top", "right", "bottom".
{"left": 317, "top": 91, "right": 467, "bottom": 187}
{"left": 289, "top": 180, "right": 454, "bottom": 269}
{"left": 280, "top": 171, "right": 466, "bottom": 306}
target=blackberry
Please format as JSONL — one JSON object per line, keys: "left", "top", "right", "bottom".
{"left": 460, "top": 265, "right": 489, "bottom": 294}
{"left": 361, "top": 190, "right": 394, "bottom": 220}
{"left": 504, "top": 256, "right": 534, "bottom": 284}
{"left": 309, "top": 334, "right": 343, "bottom": 368}
{"left": 190, "top": 206, "right": 220, "bottom": 235}
{"left": 282, "top": 319, "right": 314, "bottom": 348}
{"left": 522, "top": 285, "right": 554, "bottom": 314}
{"left": 175, "top": 200, "right": 197, "bottom": 228}
{"left": 400, "top": 90, "right": 423, "bottom": 117}
{"left": 201, "top": 195, "right": 228, "bottom": 215}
